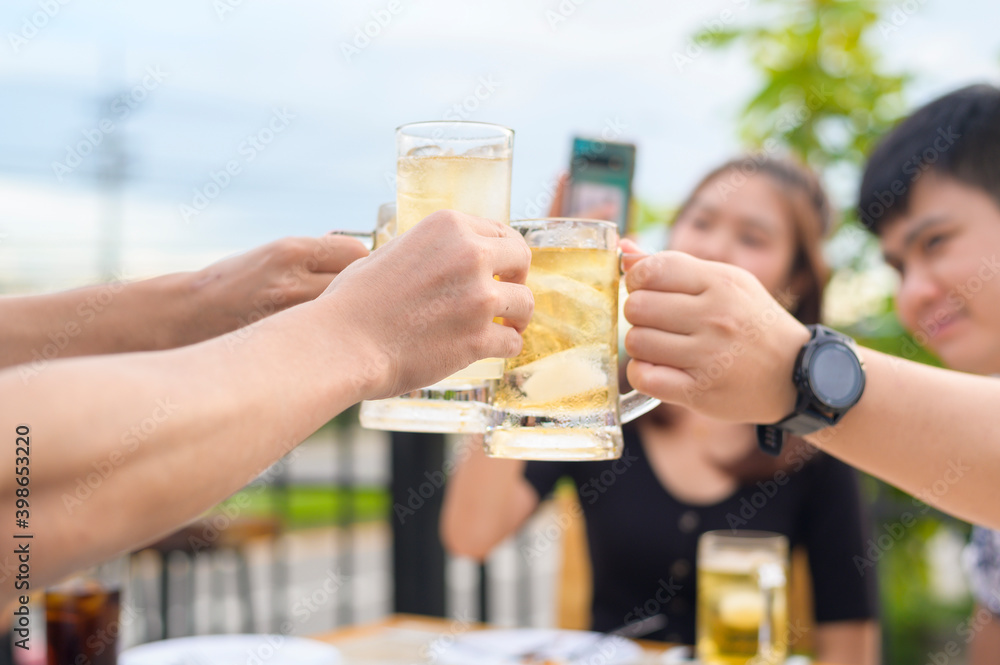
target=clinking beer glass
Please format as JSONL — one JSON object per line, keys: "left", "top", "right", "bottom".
{"left": 484, "top": 218, "right": 659, "bottom": 460}
{"left": 360, "top": 121, "right": 513, "bottom": 434}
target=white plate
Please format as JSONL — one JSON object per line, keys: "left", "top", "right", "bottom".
{"left": 436, "top": 628, "right": 643, "bottom": 665}
{"left": 119, "top": 634, "right": 341, "bottom": 665}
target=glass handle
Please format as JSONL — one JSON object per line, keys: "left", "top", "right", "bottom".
{"left": 756, "top": 562, "right": 786, "bottom": 663}
{"left": 617, "top": 249, "right": 660, "bottom": 424}
{"left": 329, "top": 229, "right": 376, "bottom": 251}
{"left": 619, "top": 390, "right": 660, "bottom": 423}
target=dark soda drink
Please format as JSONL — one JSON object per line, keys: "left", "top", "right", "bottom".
{"left": 46, "top": 580, "right": 121, "bottom": 665}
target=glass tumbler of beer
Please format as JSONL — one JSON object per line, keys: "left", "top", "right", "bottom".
{"left": 697, "top": 531, "right": 789, "bottom": 665}
{"left": 360, "top": 122, "right": 513, "bottom": 434}
{"left": 484, "top": 218, "right": 659, "bottom": 460}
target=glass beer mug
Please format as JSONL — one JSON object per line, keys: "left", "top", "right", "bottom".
{"left": 697, "top": 531, "right": 789, "bottom": 665}
{"left": 360, "top": 122, "right": 513, "bottom": 434}
{"left": 484, "top": 218, "right": 659, "bottom": 460}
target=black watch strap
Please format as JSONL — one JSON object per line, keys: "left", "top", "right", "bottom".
{"left": 756, "top": 324, "right": 863, "bottom": 457}
{"left": 756, "top": 411, "right": 839, "bottom": 456}
{"left": 756, "top": 424, "right": 785, "bottom": 456}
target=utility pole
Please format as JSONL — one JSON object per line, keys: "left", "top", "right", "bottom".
{"left": 95, "top": 95, "right": 129, "bottom": 283}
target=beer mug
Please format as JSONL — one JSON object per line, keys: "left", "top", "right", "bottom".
{"left": 697, "top": 531, "right": 789, "bottom": 665}
{"left": 484, "top": 218, "right": 659, "bottom": 460}
{"left": 359, "top": 201, "right": 493, "bottom": 434}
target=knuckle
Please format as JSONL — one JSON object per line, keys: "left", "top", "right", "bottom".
{"left": 475, "top": 287, "right": 500, "bottom": 315}
{"left": 518, "top": 242, "right": 532, "bottom": 274}
{"left": 521, "top": 286, "right": 535, "bottom": 317}
{"left": 623, "top": 291, "right": 646, "bottom": 324}
{"left": 627, "top": 363, "right": 650, "bottom": 394}
{"left": 708, "top": 312, "right": 740, "bottom": 337}
{"left": 273, "top": 237, "right": 306, "bottom": 263}
{"left": 623, "top": 327, "right": 643, "bottom": 357}
{"left": 715, "top": 263, "right": 745, "bottom": 290}
{"left": 468, "top": 329, "right": 491, "bottom": 359}
{"left": 503, "top": 329, "right": 523, "bottom": 358}
{"left": 429, "top": 209, "right": 462, "bottom": 230}
{"left": 626, "top": 261, "right": 653, "bottom": 291}
{"left": 455, "top": 242, "right": 488, "bottom": 274}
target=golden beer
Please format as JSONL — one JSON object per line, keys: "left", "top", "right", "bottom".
{"left": 697, "top": 534, "right": 788, "bottom": 665}
{"left": 396, "top": 154, "right": 512, "bottom": 234}
{"left": 397, "top": 146, "right": 512, "bottom": 381}
{"left": 489, "top": 245, "right": 621, "bottom": 458}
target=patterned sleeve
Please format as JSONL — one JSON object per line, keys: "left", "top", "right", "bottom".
{"left": 963, "top": 526, "right": 1000, "bottom": 615}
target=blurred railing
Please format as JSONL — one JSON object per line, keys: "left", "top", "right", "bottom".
{"left": 122, "top": 419, "right": 564, "bottom": 649}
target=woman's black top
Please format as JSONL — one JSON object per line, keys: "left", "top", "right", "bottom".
{"left": 523, "top": 423, "right": 879, "bottom": 645}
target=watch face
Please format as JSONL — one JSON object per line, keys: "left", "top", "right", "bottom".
{"left": 808, "top": 343, "right": 864, "bottom": 409}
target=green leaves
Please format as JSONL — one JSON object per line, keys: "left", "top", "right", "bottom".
{"left": 699, "top": 0, "right": 908, "bottom": 175}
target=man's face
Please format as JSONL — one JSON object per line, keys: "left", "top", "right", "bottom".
{"left": 880, "top": 173, "right": 1000, "bottom": 374}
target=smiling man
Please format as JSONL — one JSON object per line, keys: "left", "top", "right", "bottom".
{"left": 619, "top": 84, "right": 1000, "bottom": 563}
{"left": 859, "top": 83, "right": 1000, "bottom": 665}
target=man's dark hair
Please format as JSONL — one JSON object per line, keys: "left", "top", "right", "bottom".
{"left": 858, "top": 83, "right": 1000, "bottom": 236}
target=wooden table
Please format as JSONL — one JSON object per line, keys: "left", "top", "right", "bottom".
{"left": 313, "top": 614, "right": 836, "bottom": 664}
{"left": 313, "top": 613, "right": 675, "bottom": 664}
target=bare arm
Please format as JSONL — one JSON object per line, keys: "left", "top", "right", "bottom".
{"left": 802, "top": 349, "right": 999, "bottom": 527}
{"left": 0, "top": 235, "right": 368, "bottom": 370}
{"left": 969, "top": 607, "right": 1000, "bottom": 665}
{"left": 440, "top": 437, "right": 539, "bottom": 560}
{"left": 0, "top": 211, "right": 533, "bottom": 602}
{"left": 622, "top": 249, "right": 1000, "bottom": 529}
{"left": 813, "top": 620, "right": 880, "bottom": 665}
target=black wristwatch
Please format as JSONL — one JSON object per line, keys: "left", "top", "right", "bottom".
{"left": 756, "top": 324, "right": 866, "bottom": 456}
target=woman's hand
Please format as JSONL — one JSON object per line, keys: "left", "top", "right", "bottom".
{"left": 622, "top": 246, "right": 810, "bottom": 424}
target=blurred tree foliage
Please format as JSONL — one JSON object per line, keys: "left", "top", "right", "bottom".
{"left": 693, "top": 2, "right": 975, "bottom": 663}
{"left": 694, "top": 0, "right": 908, "bottom": 172}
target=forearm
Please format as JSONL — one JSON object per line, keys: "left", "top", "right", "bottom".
{"left": 813, "top": 621, "right": 880, "bottom": 665}
{"left": 807, "top": 349, "right": 1000, "bottom": 528}
{"left": 440, "top": 437, "right": 535, "bottom": 559}
{"left": 968, "top": 608, "right": 1000, "bottom": 665}
{"left": 0, "top": 298, "right": 366, "bottom": 598}
{"left": 0, "top": 274, "right": 192, "bottom": 369}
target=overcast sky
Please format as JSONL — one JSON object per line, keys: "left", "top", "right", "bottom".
{"left": 1, "top": 0, "right": 997, "bottom": 290}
